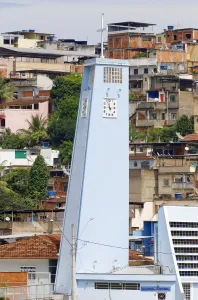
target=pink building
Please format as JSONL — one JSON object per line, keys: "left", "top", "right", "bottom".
{"left": 0, "top": 90, "right": 50, "bottom": 133}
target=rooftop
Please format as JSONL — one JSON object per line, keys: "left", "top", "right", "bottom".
{"left": 0, "top": 234, "right": 60, "bottom": 259}
{"left": 0, "top": 46, "right": 98, "bottom": 59}
{"left": 108, "top": 21, "right": 156, "bottom": 29}
{"left": 2, "top": 31, "right": 55, "bottom": 36}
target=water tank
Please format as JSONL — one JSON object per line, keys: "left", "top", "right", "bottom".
{"left": 29, "top": 29, "right": 35, "bottom": 33}
{"left": 167, "top": 26, "right": 174, "bottom": 30}
{"left": 42, "top": 141, "right": 50, "bottom": 148}
{"left": 48, "top": 191, "right": 56, "bottom": 197}
{"left": 175, "top": 193, "right": 182, "bottom": 199}
{"left": 48, "top": 36, "right": 54, "bottom": 41}
{"left": 22, "top": 30, "right": 28, "bottom": 32}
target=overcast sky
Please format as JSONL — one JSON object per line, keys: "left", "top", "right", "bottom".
{"left": 0, "top": 0, "right": 197, "bottom": 44}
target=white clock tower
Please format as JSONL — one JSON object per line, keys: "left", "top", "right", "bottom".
{"left": 55, "top": 58, "right": 129, "bottom": 295}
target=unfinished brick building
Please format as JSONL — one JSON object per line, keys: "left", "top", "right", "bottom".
{"left": 108, "top": 21, "right": 156, "bottom": 59}
{"left": 166, "top": 28, "right": 198, "bottom": 44}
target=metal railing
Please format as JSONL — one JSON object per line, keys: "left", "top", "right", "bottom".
{"left": 0, "top": 284, "right": 55, "bottom": 300}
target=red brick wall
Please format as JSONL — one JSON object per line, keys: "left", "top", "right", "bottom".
{"left": 166, "top": 29, "right": 196, "bottom": 43}
{"left": 0, "top": 272, "right": 27, "bottom": 286}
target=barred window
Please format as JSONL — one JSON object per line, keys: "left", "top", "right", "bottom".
{"left": 104, "top": 67, "right": 123, "bottom": 84}
{"left": 95, "top": 282, "right": 140, "bottom": 290}
{"left": 178, "top": 263, "right": 198, "bottom": 269}
{"left": 180, "top": 271, "right": 198, "bottom": 276}
{"left": 176, "top": 255, "right": 198, "bottom": 261}
{"left": 171, "top": 231, "right": 198, "bottom": 236}
{"left": 170, "top": 222, "right": 198, "bottom": 228}
{"left": 21, "top": 266, "right": 36, "bottom": 280}
{"left": 183, "top": 283, "right": 191, "bottom": 300}
{"left": 175, "top": 248, "right": 198, "bottom": 253}
{"left": 173, "top": 239, "right": 198, "bottom": 245}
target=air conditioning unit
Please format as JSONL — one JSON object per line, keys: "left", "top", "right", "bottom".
{"left": 158, "top": 293, "right": 166, "bottom": 300}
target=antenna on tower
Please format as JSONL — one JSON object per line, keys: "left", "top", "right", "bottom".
{"left": 97, "top": 13, "right": 106, "bottom": 58}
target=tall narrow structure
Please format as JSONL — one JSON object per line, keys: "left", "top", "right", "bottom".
{"left": 55, "top": 58, "right": 129, "bottom": 295}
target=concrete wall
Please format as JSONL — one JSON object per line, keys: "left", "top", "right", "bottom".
{"left": 132, "top": 202, "right": 154, "bottom": 229}
{"left": 17, "top": 39, "right": 39, "bottom": 49}
{"left": 141, "top": 169, "right": 156, "bottom": 203}
{"left": 179, "top": 91, "right": 194, "bottom": 117}
{"left": 0, "top": 148, "right": 59, "bottom": 167}
{"left": 158, "top": 174, "right": 172, "bottom": 196}
{"left": 129, "top": 169, "right": 141, "bottom": 202}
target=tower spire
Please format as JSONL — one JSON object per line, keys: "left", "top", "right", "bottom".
{"left": 97, "top": 13, "right": 106, "bottom": 58}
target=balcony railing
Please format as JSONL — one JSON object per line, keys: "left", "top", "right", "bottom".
{"left": 172, "top": 182, "right": 195, "bottom": 190}
{"left": 10, "top": 79, "right": 37, "bottom": 86}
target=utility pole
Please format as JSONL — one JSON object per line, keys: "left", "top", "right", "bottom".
{"left": 97, "top": 13, "right": 106, "bottom": 58}
{"left": 72, "top": 224, "right": 76, "bottom": 300}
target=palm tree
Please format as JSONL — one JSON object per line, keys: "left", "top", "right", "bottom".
{"left": 18, "top": 114, "right": 48, "bottom": 146}
{"left": 0, "top": 77, "right": 14, "bottom": 103}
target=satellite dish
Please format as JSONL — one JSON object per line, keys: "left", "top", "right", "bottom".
{"left": 185, "top": 147, "right": 189, "bottom": 151}
{"left": 5, "top": 217, "right": 10, "bottom": 222}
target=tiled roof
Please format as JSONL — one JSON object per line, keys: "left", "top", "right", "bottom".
{"left": 183, "top": 133, "right": 198, "bottom": 141}
{"left": 0, "top": 235, "right": 61, "bottom": 259}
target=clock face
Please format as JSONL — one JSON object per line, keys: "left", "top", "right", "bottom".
{"left": 81, "top": 97, "right": 88, "bottom": 118}
{"left": 103, "top": 98, "right": 117, "bottom": 118}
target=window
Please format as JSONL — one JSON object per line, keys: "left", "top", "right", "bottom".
{"left": 141, "top": 161, "right": 150, "bottom": 169}
{"left": 134, "top": 69, "right": 138, "bottom": 75}
{"left": 63, "top": 182, "right": 68, "bottom": 192}
{"left": 170, "top": 94, "right": 176, "bottom": 102}
{"left": 49, "top": 260, "right": 57, "bottom": 283}
{"left": 173, "top": 239, "right": 198, "bottom": 245}
{"left": 163, "top": 179, "right": 170, "bottom": 186}
{"left": 21, "top": 266, "right": 36, "bottom": 280}
{"left": 144, "top": 68, "right": 148, "bottom": 74}
{"left": 150, "top": 113, "right": 156, "bottom": 120}
{"left": 180, "top": 271, "right": 198, "bottom": 276}
{"left": 40, "top": 35, "right": 44, "bottom": 40}
{"left": 94, "top": 282, "right": 140, "bottom": 290}
{"left": 186, "top": 34, "right": 191, "bottom": 39}
{"left": 34, "top": 103, "right": 39, "bottom": 110}
{"left": 1, "top": 119, "right": 5, "bottom": 127}
{"left": 174, "top": 35, "right": 177, "bottom": 41}
{"left": 178, "top": 263, "right": 198, "bottom": 269}
{"left": 170, "top": 113, "right": 176, "bottom": 120}
{"left": 183, "top": 283, "right": 190, "bottom": 300}
{"left": 142, "top": 37, "right": 152, "bottom": 41}
{"left": 174, "top": 176, "right": 184, "bottom": 183}
{"left": 104, "top": 67, "right": 122, "bottom": 84}
{"left": 176, "top": 255, "right": 198, "bottom": 261}
{"left": 153, "top": 68, "right": 157, "bottom": 73}
{"left": 157, "top": 37, "right": 162, "bottom": 43}
{"left": 175, "top": 247, "right": 198, "bottom": 253}
{"left": 162, "top": 113, "right": 165, "bottom": 120}
{"left": 170, "top": 222, "right": 198, "bottom": 228}
{"left": 171, "top": 231, "right": 198, "bottom": 237}
{"left": 134, "top": 161, "right": 138, "bottom": 167}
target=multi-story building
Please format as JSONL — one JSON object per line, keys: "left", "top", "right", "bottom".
{"left": 108, "top": 21, "right": 156, "bottom": 59}
{"left": 129, "top": 142, "right": 198, "bottom": 230}
{"left": 130, "top": 75, "right": 194, "bottom": 131}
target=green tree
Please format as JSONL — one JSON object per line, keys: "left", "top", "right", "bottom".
{"left": 51, "top": 73, "right": 82, "bottom": 108}
{"left": 28, "top": 155, "right": 50, "bottom": 202}
{"left": 59, "top": 141, "right": 73, "bottom": 165}
{"left": 0, "top": 181, "right": 34, "bottom": 210}
{"left": 175, "top": 115, "right": 194, "bottom": 136}
{"left": 48, "top": 74, "right": 81, "bottom": 147}
{"left": 0, "top": 128, "right": 28, "bottom": 149}
{"left": 0, "top": 77, "right": 14, "bottom": 102}
{"left": 129, "top": 124, "right": 145, "bottom": 141}
{"left": 18, "top": 114, "right": 48, "bottom": 146}
{"left": 3, "top": 168, "right": 30, "bottom": 196}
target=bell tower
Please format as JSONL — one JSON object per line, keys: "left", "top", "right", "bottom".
{"left": 55, "top": 58, "right": 129, "bottom": 295}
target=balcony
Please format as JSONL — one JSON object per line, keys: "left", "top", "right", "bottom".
{"left": 137, "top": 102, "right": 166, "bottom": 110}
{"left": 10, "top": 78, "right": 37, "bottom": 86}
{"left": 168, "top": 101, "right": 179, "bottom": 109}
{"left": 172, "top": 182, "right": 195, "bottom": 190}
{"left": 136, "top": 119, "right": 154, "bottom": 127}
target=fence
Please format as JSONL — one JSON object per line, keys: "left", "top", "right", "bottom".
{"left": 0, "top": 284, "right": 54, "bottom": 300}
